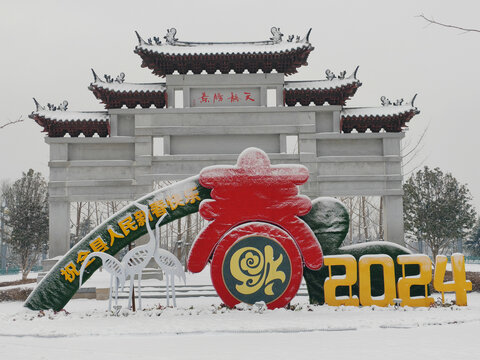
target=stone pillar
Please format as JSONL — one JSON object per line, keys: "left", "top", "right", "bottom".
{"left": 48, "top": 200, "right": 71, "bottom": 257}
{"left": 276, "top": 85, "right": 283, "bottom": 107}
{"left": 332, "top": 110, "right": 341, "bottom": 133}
{"left": 383, "top": 195, "right": 405, "bottom": 245}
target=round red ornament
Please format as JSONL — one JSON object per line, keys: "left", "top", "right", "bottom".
{"left": 211, "top": 222, "right": 304, "bottom": 309}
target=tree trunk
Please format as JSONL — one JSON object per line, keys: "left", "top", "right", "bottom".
{"left": 21, "top": 250, "right": 30, "bottom": 281}
{"left": 431, "top": 247, "right": 439, "bottom": 264}
{"left": 75, "top": 202, "right": 82, "bottom": 240}
{"left": 362, "top": 196, "right": 369, "bottom": 241}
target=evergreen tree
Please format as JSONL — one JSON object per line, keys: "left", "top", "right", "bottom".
{"left": 465, "top": 217, "right": 480, "bottom": 256}
{"left": 3, "top": 169, "right": 49, "bottom": 280}
{"left": 403, "top": 166, "right": 476, "bottom": 260}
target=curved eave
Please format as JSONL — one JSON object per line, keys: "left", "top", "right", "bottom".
{"left": 134, "top": 44, "right": 314, "bottom": 77}
{"left": 29, "top": 112, "right": 110, "bottom": 137}
{"left": 340, "top": 108, "right": 420, "bottom": 133}
{"left": 284, "top": 81, "right": 362, "bottom": 106}
{"left": 88, "top": 83, "right": 167, "bottom": 109}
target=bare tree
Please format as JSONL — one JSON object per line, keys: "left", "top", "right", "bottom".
{"left": 70, "top": 202, "right": 96, "bottom": 246}
{"left": 0, "top": 117, "right": 24, "bottom": 130}
{"left": 418, "top": 14, "right": 480, "bottom": 34}
{"left": 402, "top": 122, "right": 429, "bottom": 177}
{"left": 338, "top": 196, "right": 384, "bottom": 244}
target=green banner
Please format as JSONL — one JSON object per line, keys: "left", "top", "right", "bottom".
{"left": 24, "top": 176, "right": 211, "bottom": 311}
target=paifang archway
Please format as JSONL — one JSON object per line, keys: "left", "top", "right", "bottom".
{"left": 30, "top": 27, "right": 419, "bottom": 259}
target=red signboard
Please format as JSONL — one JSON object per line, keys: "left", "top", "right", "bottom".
{"left": 190, "top": 88, "right": 260, "bottom": 107}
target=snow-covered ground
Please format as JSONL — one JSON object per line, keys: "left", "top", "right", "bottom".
{"left": 1, "top": 265, "right": 480, "bottom": 360}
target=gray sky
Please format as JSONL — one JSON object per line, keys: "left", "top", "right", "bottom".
{"left": 1, "top": 0, "right": 479, "bottom": 209}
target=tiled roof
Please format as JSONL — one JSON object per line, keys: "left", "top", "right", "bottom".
{"left": 341, "top": 95, "right": 420, "bottom": 133}
{"left": 134, "top": 28, "right": 314, "bottom": 76}
{"left": 30, "top": 99, "right": 109, "bottom": 137}
{"left": 284, "top": 67, "right": 361, "bottom": 106}
{"left": 88, "top": 70, "right": 167, "bottom": 109}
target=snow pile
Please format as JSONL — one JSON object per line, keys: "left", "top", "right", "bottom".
{"left": 1, "top": 293, "right": 479, "bottom": 338}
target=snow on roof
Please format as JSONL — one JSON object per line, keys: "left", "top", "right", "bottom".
{"left": 341, "top": 105, "right": 417, "bottom": 118}
{"left": 285, "top": 67, "right": 360, "bottom": 91}
{"left": 285, "top": 77, "right": 360, "bottom": 91}
{"left": 135, "top": 28, "right": 312, "bottom": 56}
{"left": 137, "top": 40, "right": 311, "bottom": 56}
{"left": 89, "top": 69, "right": 166, "bottom": 93}
{"left": 33, "top": 110, "right": 108, "bottom": 122}
{"left": 91, "top": 81, "right": 166, "bottom": 93}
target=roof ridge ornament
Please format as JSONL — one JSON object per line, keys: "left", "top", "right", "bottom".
{"left": 32, "top": 98, "right": 45, "bottom": 112}
{"left": 303, "top": 28, "right": 312, "bottom": 43}
{"left": 115, "top": 72, "right": 125, "bottom": 83}
{"left": 91, "top": 69, "right": 103, "bottom": 83}
{"left": 102, "top": 72, "right": 125, "bottom": 83}
{"left": 325, "top": 67, "right": 360, "bottom": 81}
{"left": 325, "top": 69, "right": 335, "bottom": 80}
{"left": 135, "top": 31, "right": 148, "bottom": 46}
{"left": 164, "top": 28, "right": 178, "bottom": 45}
{"left": 381, "top": 95, "right": 418, "bottom": 107}
{"left": 349, "top": 66, "right": 360, "bottom": 80}
{"left": 34, "top": 99, "right": 69, "bottom": 112}
{"left": 32, "top": 98, "right": 68, "bottom": 112}
{"left": 380, "top": 96, "right": 393, "bottom": 106}
{"left": 410, "top": 94, "right": 418, "bottom": 107}
{"left": 46, "top": 100, "right": 68, "bottom": 111}
{"left": 270, "top": 27, "right": 283, "bottom": 43}
{"left": 58, "top": 100, "right": 69, "bottom": 111}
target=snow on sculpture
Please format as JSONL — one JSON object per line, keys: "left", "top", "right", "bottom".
{"left": 187, "top": 147, "right": 323, "bottom": 309}
{"left": 26, "top": 161, "right": 472, "bottom": 311}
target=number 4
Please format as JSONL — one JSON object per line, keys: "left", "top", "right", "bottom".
{"left": 433, "top": 253, "right": 472, "bottom": 306}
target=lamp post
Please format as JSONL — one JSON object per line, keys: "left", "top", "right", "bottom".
{"left": 0, "top": 199, "right": 6, "bottom": 271}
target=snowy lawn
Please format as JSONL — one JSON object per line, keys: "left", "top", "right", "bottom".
{"left": 1, "top": 266, "right": 479, "bottom": 359}
{"left": 1, "top": 293, "right": 479, "bottom": 360}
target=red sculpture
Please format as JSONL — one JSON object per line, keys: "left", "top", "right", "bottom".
{"left": 187, "top": 147, "right": 323, "bottom": 308}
